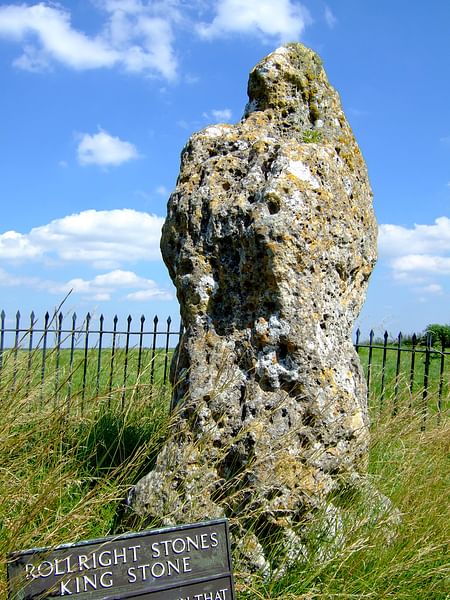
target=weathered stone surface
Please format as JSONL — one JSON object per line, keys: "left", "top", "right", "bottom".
{"left": 130, "top": 43, "right": 378, "bottom": 570}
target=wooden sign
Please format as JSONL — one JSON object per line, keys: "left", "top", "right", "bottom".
{"left": 7, "top": 519, "right": 235, "bottom": 600}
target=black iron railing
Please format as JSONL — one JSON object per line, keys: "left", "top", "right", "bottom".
{"left": 0, "top": 310, "right": 448, "bottom": 424}
{"left": 0, "top": 310, "right": 183, "bottom": 408}
{"left": 355, "top": 329, "right": 449, "bottom": 426}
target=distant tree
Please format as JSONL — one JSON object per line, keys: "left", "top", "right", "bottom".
{"left": 401, "top": 333, "right": 419, "bottom": 347}
{"left": 424, "top": 323, "right": 450, "bottom": 348}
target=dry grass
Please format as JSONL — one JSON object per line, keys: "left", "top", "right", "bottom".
{"left": 240, "top": 403, "right": 450, "bottom": 599}
{"left": 0, "top": 360, "right": 172, "bottom": 598}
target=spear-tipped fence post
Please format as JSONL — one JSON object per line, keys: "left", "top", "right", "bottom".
{"left": 40, "top": 312, "right": 50, "bottom": 401}
{"left": 26, "top": 311, "right": 36, "bottom": 394}
{"left": 150, "top": 315, "right": 158, "bottom": 388}
{"left": 108, "top": 315, "right": 118, "bottom": 406}
{"left": 393, "top": 332, "right": 402, "bottom": 413}
{"left": 409, "top": 333, "right": 417, "bottom": 406}
{"left": 0, "top": 310, "right": 5, "bottom": 376}
{"left": 367, "top": 329, "right": 374, "bottom": 396}
{"left": 163, "top": 316, "right": 172, "bottom": 385}
{"left": 421, "top": 331, "right": 432, "bottom": 431}
{"left": 380, "top": 330, "right": 389, "bottom": 408}
{"left": 96, "top": 314, "right": 104, "bottom": 397}
{"left": 13, "top": 311, "right": 20, "bottom": 390}
{"left": 67, "top": 312, "right": 77, "bottom": 409}
{"left": 438, "top": 338, "right": 445, "bottom": 424}
{"left": 122, "top": 315, "right": 132, "bottom": 408}
{"left": 137, "top": 315, "right": 145, "bottom": 380}
{"left": 81, "top": 312, "right": 91, "bottom": 410}
{"left": 54, "top": 312, "right": 63, "bottom": 402}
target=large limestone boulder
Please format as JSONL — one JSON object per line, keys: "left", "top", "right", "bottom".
{"left": 129, "top": 43, "right": 377, "bottom": 570}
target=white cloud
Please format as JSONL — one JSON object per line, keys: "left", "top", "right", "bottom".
{"left": 77, "top": 130, "right": 139, "bottom": 166}
{"left": 202, "top": 108, "right": 233, "bottom": 122}
{"left": 55, "top": 270, "right": 172, "bottom": 301}
{"left": 417, "top": 283, "right": 443, "bottom": 295}
{"left": 126, "top": 287, "right": 172, "bottom": 301}
{"left": 0, "top": 266, "right": 45, "bottom": 289}
{"left": 0, "top": 267, "right": 172, "bottom": 302}
{"left": 324, "top": 6, "right": 337, "bottom": 29}
{"left": 197, "top": 0, "right": 312, "bottom": 42}
{"left": 379, "top": 218, "right": 450, "bottom": 258}
{"left": 391, "top": 254, "right": 450, "bottom": 275}
{"left": 155, "top": 185, "right": 169, "bottom": 196}
{"left": 0, "top": 1, "right": 317, "bottom": 78}
{"left": 0, "top": 209, "right": 164, "bottom": 268}
{"left": 176, "top": 119, "right": 192, "bottom": 130}
{"left": 0, "top": 2, "right": 178, "bottom": 79}
{"left": 0, "top": 3, "right": 117, "bottom": 71}
{"left": 0, "top": 230, "right": 42, "bottom": 260}
{"left": 379, "top": 217, "right": 450, "bottom": 292}
{"left": 210, "top": 108, "right": 233, "bottom": 122}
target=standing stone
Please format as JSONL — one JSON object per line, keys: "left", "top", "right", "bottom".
{"left": 129, "top": 43, "right": 378, "bottom": 571}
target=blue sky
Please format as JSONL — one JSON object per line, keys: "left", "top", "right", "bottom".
{"left": 0, "top": 0, "right": 449, "bottom": 336}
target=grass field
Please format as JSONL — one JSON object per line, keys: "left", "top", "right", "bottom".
{"left": 0, "top": 350, "right": 448, "bottom": 598}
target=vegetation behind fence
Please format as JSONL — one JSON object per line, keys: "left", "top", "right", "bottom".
{"left": 0, "top": 310, "right": 448, "bottom": 423}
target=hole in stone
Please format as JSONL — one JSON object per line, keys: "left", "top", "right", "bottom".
{"left": 258, "top": 377, "right": 275, "bottom": 393}
{"left": 223, "top": 182, "right": 231, "bottom": 191}
{"left": 278, "top": 343, "right": 288, "bottom": 360}
{"left": 265, "top": 300, "right": 277, "bottom": 312}
{"left": 180, "top": 257, "right": 194, "bottom": 274}
{"left": 239, "top": 384, "right": 246, "bottom": 404}
{"left": 267, "top": 199, "right": 280, "bottom": 214}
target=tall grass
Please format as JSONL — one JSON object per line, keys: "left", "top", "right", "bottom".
{"left": 0, "top": 357, "right": 172, "bottom": 598}
{"left": 0, "top": 351, "right": 448, "bottom": 598}
{"left": 239, "top": 402, "right": 449, "bottom": 599}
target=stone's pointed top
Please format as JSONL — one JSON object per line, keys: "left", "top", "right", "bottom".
{"left": 246, "top": 43, "right": 324, "bottom": 113}
{"left": 244, "top": 42, "right": 355, "bottom": 155}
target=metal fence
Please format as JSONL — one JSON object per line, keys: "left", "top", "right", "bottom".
{"left": 0, "top": 310, "right": 183, "bottom": 407}
{"left": 0, "top": 310, "right": 448, "bottom": 421}
{"left": 355, "top": 329, "right": 449, "bottom": 425}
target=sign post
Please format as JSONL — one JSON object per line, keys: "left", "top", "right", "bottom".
{"left": 7, "top": 519, "right": 235, "bottom": 600}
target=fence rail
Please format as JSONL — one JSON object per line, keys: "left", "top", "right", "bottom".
{"left": 0, "top": 311, "right": 448, "bottom": 423}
